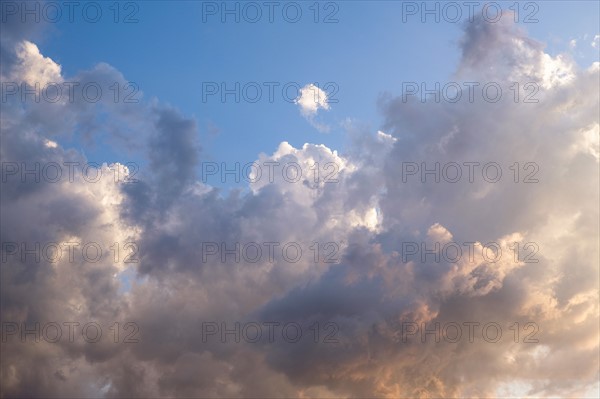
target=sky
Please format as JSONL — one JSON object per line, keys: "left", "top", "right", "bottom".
{"left": 33, "top": 0, "right": 600, "bottom": 188}
{"left": 1, "top": 0, "right": 599, "bottom": 398}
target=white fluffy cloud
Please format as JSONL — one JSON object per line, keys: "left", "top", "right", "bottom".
{"left": 295, "top": 83, "right": 330, "bottom": 116}
{"left": 10, "top": 40, "right": 62, "bottom": 86}
{"left": 294, "top": 83, "right": 331, "bottom": 132}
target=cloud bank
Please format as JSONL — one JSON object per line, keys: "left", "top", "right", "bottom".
{"left": 1, "top": 12, "right": 598, "bottom": 399}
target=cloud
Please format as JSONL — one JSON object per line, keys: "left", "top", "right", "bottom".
{"left": 294, "top": 83, "right": 331, "bottom": 132}
{"left": 295, "top": 83, "right": 330, "bottom": 116}
{"left": 569, "top": 39, "right": 577, "bottom": 49}
{"left": 1, "top": 12, "right": 598, "bottom": 399}
{"left": 11, "top": 41, "right": 62, "bottom": 87}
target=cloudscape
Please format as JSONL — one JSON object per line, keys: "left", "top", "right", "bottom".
{"left": 0, "top": 1, "right": 599, "bottom": 398}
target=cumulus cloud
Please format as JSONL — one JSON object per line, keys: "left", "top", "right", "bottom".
{"left": 11, "top": 40, "right": 62, "bottom": 87}
{"left": 1, "top": 11, "right": 598, "bottom": 399}
{"left": 294, "top": 83, "right": 331, "bottom": 132}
